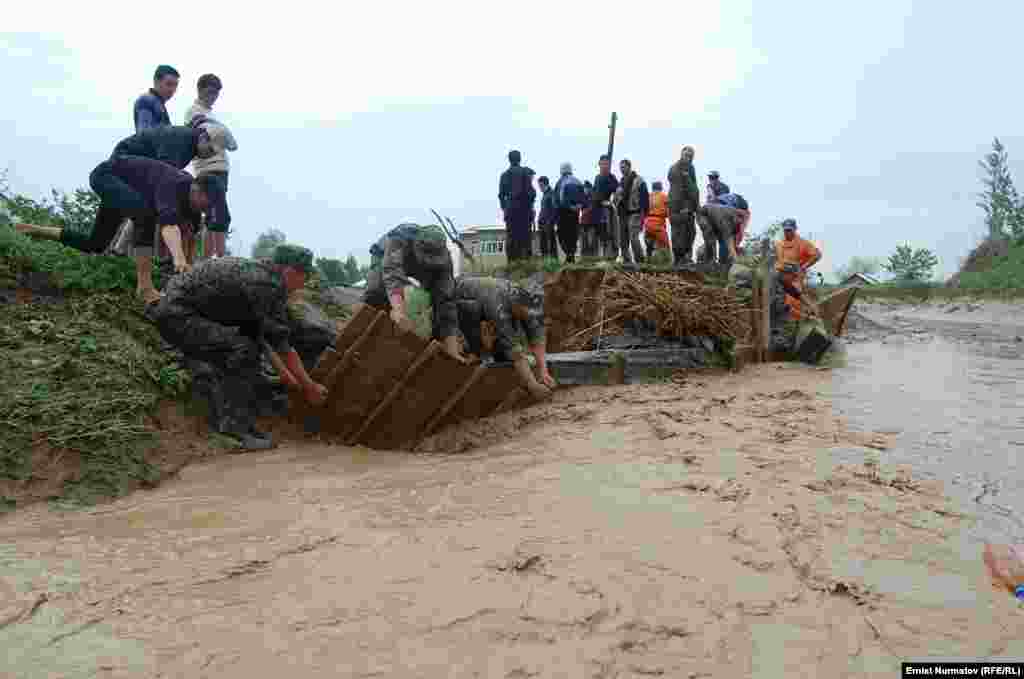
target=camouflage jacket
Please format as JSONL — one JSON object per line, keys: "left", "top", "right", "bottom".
{"left": 455, "top": 276, "right": 545, "bottom": 358}
{"left": 162, "top": 257, "right": 293, "bottom": 354}
{"left": 287, "top": 296, "right": 338, "bottom": 369}
{"left": 374, "top": 223, "right": 455, "bottom": 297}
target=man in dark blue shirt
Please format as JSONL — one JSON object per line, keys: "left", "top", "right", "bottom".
{"left": 133, "top": 65, "right": 179, "bottom": 131}
{"left": 498, "top": 150, "right": 537, "bottom": 262}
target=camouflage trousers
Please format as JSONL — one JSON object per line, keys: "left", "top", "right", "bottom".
{"left": 152, "top": 302, "right": 280, "bottom": 436}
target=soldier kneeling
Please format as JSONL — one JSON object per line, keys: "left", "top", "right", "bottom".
{"left": 151, "top": 244, "right": 328, "bottom": 450}
{"left": 454, "top": 276, "right": 555, "bottom": 402}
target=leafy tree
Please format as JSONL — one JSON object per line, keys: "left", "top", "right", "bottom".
{"left": 977, "top": 137, "right": 1024, "bottom": 240}
{"left": 884, "top": 244, "right": 939, "bottom": 282}
{"left": 250, "top": 228, "right": 287, "bottom": 260}
{"left": 343, "top": 255, "right": 361, "bottom": 284}
{"left": 316, "top": 257, "right": 347, "bottom": 285}
{"left": 834, "top": 255, "right": 885, "bottom": 282}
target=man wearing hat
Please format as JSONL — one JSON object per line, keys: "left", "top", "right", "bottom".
{"left": 453, "top": 275, "right": 554, "bottom": 401}
{"left": 774, "top": 219, "right": 822, "bottom": 320}
{"left": 706, "top": 171, "right": 730, "bottom": 201}
{"left": 15, "top": 154, "right": 227, "bottom": 304}
{"left": 150, "top": 244, "right": 328, "bottom": 450}
{"left": 363, "top": 223, "right": 462, "bottom": 360}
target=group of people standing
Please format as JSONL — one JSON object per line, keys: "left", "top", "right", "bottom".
{"left": 17, "top": 64, "right": 236, "bottom": 304}
{"left": 498, "top": 147, "right": 754, "bottom": 269}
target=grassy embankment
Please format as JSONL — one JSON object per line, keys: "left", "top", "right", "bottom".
{"left": 0, "top": 223, "right": 193, "bottom": 509}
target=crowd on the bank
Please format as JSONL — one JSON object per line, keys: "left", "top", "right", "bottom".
{"left": 498, "top": 148, "right": 755, "bottom": 268}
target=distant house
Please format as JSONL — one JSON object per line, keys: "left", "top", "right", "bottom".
{"left": 458, "top": 224, "right": 547, "bottom": 272}
{"left": 841, "top": 272, "right": 881, "bottom": 287}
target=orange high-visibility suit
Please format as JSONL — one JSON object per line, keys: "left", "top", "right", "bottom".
{"left": 643, "top": 190, "right": 671, "bottom": 250}
{"left": 775, "top": 236, "right": 821, "bottom": 320}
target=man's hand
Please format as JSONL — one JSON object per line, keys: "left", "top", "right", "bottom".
{"left": 389, "top": 306, "right": 407, "bottom": 326}
{"left": 304, "top": 382, "right": 328, "bottom": 406}
{"left": 172, "top": 256, "right": 192, "bottom": 275}
{"left": 527, "top": 381, "right": 553, "bottom": 401}
{"left": 537, "top": 370, "right": 556, "bottom": 389}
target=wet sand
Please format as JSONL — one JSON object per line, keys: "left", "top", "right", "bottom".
{"left": 3, "top": 363, "right": 1023, "bottom": 678}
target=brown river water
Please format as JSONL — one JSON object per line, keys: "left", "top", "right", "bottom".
{"left": 2, "top": 304, "right": 1024, "bottom": 678}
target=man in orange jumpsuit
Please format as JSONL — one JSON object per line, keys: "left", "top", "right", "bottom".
{"left": 774, "top": 218, "right": 821, "bottom": 320}
{"left": 643, "top": 180, "right": 671, "bottom": 257}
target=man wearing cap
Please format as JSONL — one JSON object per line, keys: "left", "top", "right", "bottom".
{"left": 15, "top": 154, "right": 226, "bottom": 304}
{"left": 363, "top": 223, "right": 462, "bottom": 360}
{"left": 151, "top": 245, "right": 328, "bottom": 450}
{"left": 774, "top": 219, "right": 822, "bottom": 320}
{"left": 134, "top": 65, "right": 179, "bottom": 132}
{"left": 186, "top": 73, "right": 238, "bottom": 261}
{"left": 668, "top": 146, "right": 700, "bottom": 266}
{"left": 706, "top": 171, "right": 730, "bottom": 201}
{"left": 454, "top": 276, "right": 554, "bottom": 401}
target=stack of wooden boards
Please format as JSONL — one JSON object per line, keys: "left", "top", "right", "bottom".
{"left": 289, "top": 304, "right": 529, "bottom": 450}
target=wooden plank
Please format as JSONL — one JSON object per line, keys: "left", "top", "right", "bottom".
{"left": 439, "top": 364, "right": 522, "bottom": 429}
{"left": 347, "top": 340, "right": 441, "bottom": 445}
{"left": 334, "top": 304, "right": 376, "bottom": 354}
{"left": 364, "top": 353, "right": 478, "bottom": 450}
{"left": 325, "top": 309, "right": 386, "bottom": 392}
{"left": 758, "top": 241, "right": 773, "bottom": 363}
{"left": 311, "top": 347, "right": 339, "bottom": 382}
{"left": 417, "top": 364, "right": 487, "bottom": 444}
{"left": 324, "top": 324, "right": 428, "bottom": 440}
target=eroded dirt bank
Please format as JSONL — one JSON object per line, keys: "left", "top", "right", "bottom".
{"left": 2, "top": 365, "right": 1023, "bottom": 678}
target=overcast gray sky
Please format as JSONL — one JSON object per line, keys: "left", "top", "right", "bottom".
{"left": 3, "top": 1, "right": 1022, "bottom": 278}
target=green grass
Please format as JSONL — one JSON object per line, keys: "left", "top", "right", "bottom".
{"left": 0, "top": 224, "right": 189, "bottom": 506}
{"left": 955, "top": 239, "right": 1024, "bottom": 292}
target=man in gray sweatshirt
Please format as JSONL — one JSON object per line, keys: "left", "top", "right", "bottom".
{"left": 185, "top": 73, "right": 238, "bottom": 260}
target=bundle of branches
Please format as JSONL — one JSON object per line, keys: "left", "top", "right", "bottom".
{"left": 561, "top": 271, "right": 750, "bottom": 350}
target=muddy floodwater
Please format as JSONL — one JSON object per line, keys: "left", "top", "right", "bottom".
{"left": 3, "top": 303, "right": 1024, "bottom": 677}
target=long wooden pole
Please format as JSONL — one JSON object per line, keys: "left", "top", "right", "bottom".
{"left": 606, "top": 112, "right": 618, "bottom": 162}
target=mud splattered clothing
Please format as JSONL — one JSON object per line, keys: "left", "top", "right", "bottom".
{"left": 698, "top": 204, "right": 743, "bottom": 265}
{"left": 151, "top": 258, "right": 293, "bottom": 435}
{"left": 286, "top": 296, "right": 339, "bottom": 371}
{"left": 362, "top": 224, "right": 459, "bottom": 340}
{"left": 668, "top": 158, "right": 700, "bottom": 263}
{"left": 454, "top": 276, "right": 545, "bottom": 361}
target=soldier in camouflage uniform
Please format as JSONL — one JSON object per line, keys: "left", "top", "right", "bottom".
{"left": 286, "top": 295, "right": 339, "bottom": 371}
{"left": 667, "top": 145, "right": 700, "bottom": 266}
{"left": 454, "top": 276, "right": 555, "bottom": 401}
{"left": 151, "top": 244, "right": 328, "bottom": 449}
{"left": 363, "top": 223, "right": 462, "bottom": 360}
{"left": 696, "top": 203, "right": 742, "bottom": 268}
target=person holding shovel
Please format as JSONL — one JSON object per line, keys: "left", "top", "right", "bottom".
{"left": 454, "top": 275, "right": 554, "bottom": 402}
{"left": 150, "top": 244, "right": 327, "bottom": 450}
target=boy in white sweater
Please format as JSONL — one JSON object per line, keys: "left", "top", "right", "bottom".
{"left": 185, "top": 73, "right": 238, "bottom": 259}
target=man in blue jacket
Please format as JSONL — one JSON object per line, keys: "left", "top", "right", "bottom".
{"left": 134, "top": 65, "right": 179, "bottom": 131}
{"left": 553, "top": 162, "right": 585, "bottom": 263}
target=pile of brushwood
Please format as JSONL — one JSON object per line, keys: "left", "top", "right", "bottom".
{"left": 562, "top": 270, "right": 750, "bottom": 352}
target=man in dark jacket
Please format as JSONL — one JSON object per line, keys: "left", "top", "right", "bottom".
{"left": 667, "top": 145, "right": 700, "bottom": 266}
{"left": 536, "top": 176, "right": 558, "bottom": 259}
{"left": 111, "top": 124, "right": 217, "bottom": 171}
{"left": 133, "top": 65, "right": 179, "bottom": 132}
{"left": 16, "top": 156, "right": 225, "bottom": 304}
{"left": 553, "top": 162, "right": 586, "bottom": 263}
{"left": 615, "top": 159, "right": 649, "bottom": 264}
{"left": 498, "top": 150, "right": 536, "bottom": 262}
{"left": 592, "top": 154, "right": 620, "bottom": 260}
{"left": 151, "top": 245, "right": 327, "bottom": 450}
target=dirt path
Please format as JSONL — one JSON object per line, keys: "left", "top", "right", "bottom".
{"left": 2, "top": 365, "right": 1022, "bottom": 678}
